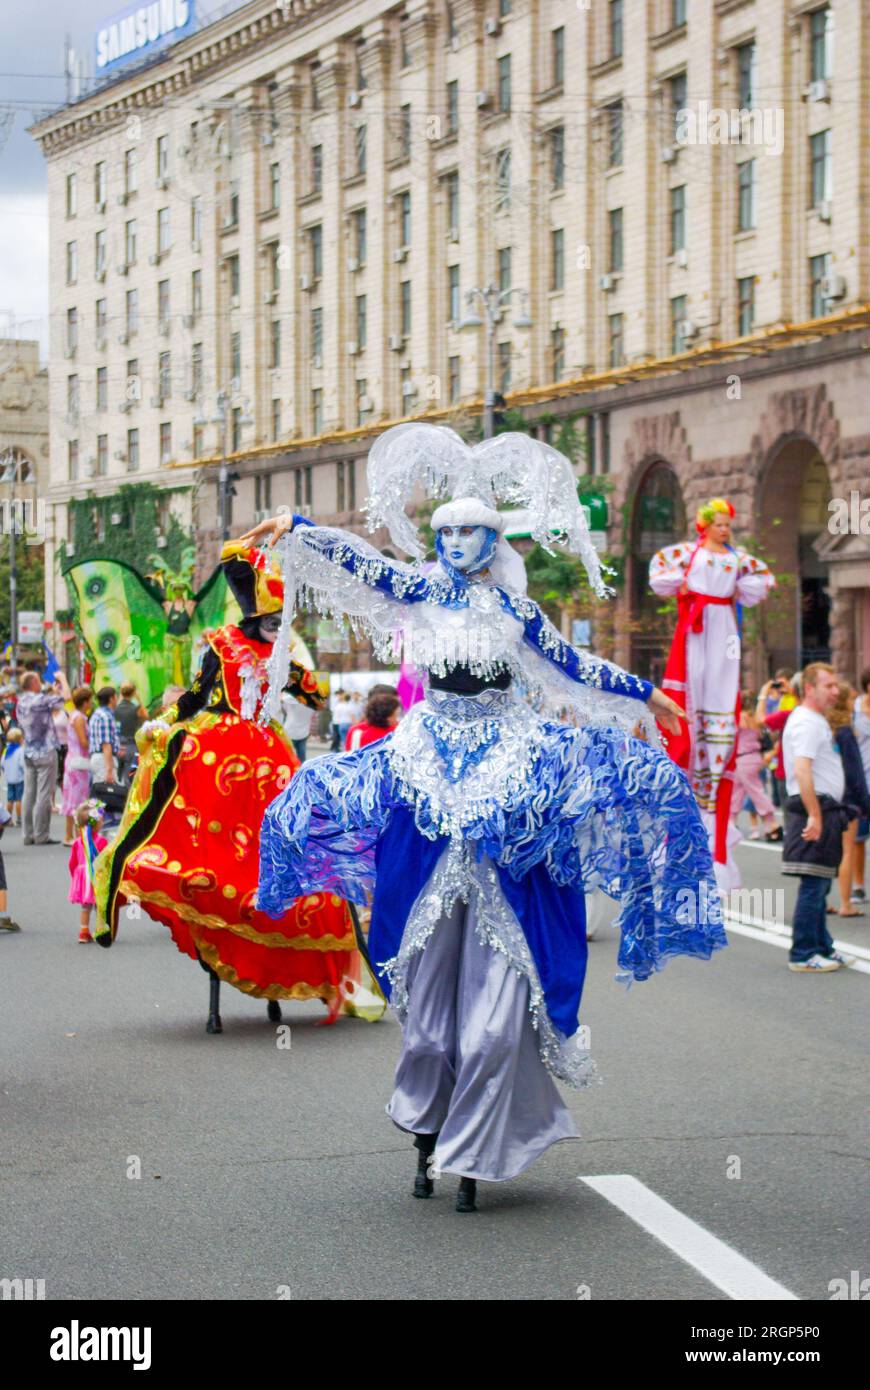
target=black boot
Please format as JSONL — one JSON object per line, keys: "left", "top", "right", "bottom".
{"left": 412, "top": 1133, "right": 438, "bottom": 1199}
{"left": 267, "top": 999, "right": 282, "bottom": 1023}
{"left": 456, "top": 1177, "right": 477, "bottom": 1213}
{"left": 206, "top": 969, "right": 222, "bottom": 1034}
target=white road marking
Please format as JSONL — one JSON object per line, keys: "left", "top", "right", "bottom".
{"left": 723, "top": 912, "right": 870, "bottom": 975}
{"left": 579, "top": 1174, "right": 797, "bottom": 1301}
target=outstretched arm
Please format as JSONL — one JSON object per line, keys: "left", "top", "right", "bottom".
{"left": 240, "top": 513, "right": 444, "bottom": 606}
{"left": 508, "top": 594, "right": 682, "bottom": 733}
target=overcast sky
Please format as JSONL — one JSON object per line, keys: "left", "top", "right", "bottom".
{"left": 0, "top": 0, "right": 245, "bottom": 359}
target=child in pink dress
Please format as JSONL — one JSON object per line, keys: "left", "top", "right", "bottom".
{"left": 69, "top": 800, "right": 108, "bottom": 943}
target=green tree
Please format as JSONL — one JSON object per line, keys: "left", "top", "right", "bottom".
{"left": 0, "top": 542, "right": 46, "bottom": 646}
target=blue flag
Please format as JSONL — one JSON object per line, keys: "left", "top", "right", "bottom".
{"left": 42, "top": 642, "right": 61, "bottom": 683}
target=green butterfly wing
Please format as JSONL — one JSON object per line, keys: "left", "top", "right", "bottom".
{"left": 188, "top": 566, "right": 242, "bottom": 649}
{"left": 64, "top": 559, "right": 171, "bottom": 707}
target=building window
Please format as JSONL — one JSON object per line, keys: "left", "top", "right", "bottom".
{"left": 270, "top": 163, "right": 280, "bottom": 210}
{"left": 95, "top": 300, "right": 106, "bottom": 337}
{"left": 356, "top": 380, "right": 371, "bottom": 427}
{"left": 67, "top": 374, "right": 79, "bottom": 418}
{"left": 269, "top": 242, "right": 280, "bottom": 295}
{"left": 495, "top": 148, "right": 511, "bottom": 211}
{"left": 191, "top": 269, "right": 202, "bottom": 317}
{"left": 158, "top": 351, "right": 171, "bottom": 399}
{"left": 497, "top": 55, "right": 512, "bottom": 114}
{"left": 124, "top": 148, "right": 137, "bottom": 196}
{"left": 192, "top": 424, "right": 203, "bottom": 460}
{"left": 446, "top": 171, "right": 459, "bottom": 234}
{"left": 96, "top": 434, "right": 108, "bottom": 477}
{"left": 399, "top": 105, "right": 412, "bottom": 159}
{"left": 606, "top": 102, "right": 623, "bottom": 167}
{"left": 609, "top": 312, "right": 624, "bottom": 367}
{"left": 94, "top": 161, "right": 107, "bottom": 208}
{"left": 552, "top": 26, "right": 565, "bottom": 86}
{"left": 96, "top": 366, "right": 108, "bottom": 410}
{"left": 810, "top": 252, "right": 831, "bottom": 316}
{"left": 311, "top": 144, "right": 323, "bottom": 194}
{"left": 609, "top": 207, "right": 624, "bottom": 271}
{"left": 670, "top": 294, "right": 688, "bottom": 353}
{"left": 127, "top": 428, "right": 139, "bottom": 472}
{"left": 228, "top": 254, "right": 241, "bottom": 298}
{"left": 810, "top": 129, "right": 832, "bottom": 207}
{"left": 309, "top": 225, "right": 323, "bottom": 278}
{"left": 399, "top": 191, "right": 411, "bottom": 247}
{"left": 159, "top": 422, "right": 172, "bottom": 465}
{"left": 227, "top": 182, "right": 239, "bottom": 227}
{"left": 94, "top": 229, "right": 106, "bottom": 279}
{"left": 448, "top": 355, "right": 460, "bottom": 403}
{"left": 124, "top": 219, "right": 136, "bottom": 267}
{"left": 126, "top": 358, "right": 140, "bottom": 403}
{"left": 230, "top": 407, "right": 242, "bottom": 452}
{"left": 550, "top": 126, "right": 565, "bottom": 191}
{"left": 312, "top": 388, "right": 323, "bottom": 433}
{"left": 126, "top": 288, "right": 138, "bottom": 335}
{"left": 499, "top": 0, "right": 512, "bottom": 15}
{"left": 550, "top": 228, "right": 564, "bottom": 291}
{"left": 68, "top": 440, "right": 79, "bottom": 481}
{"left": 66, "top": 172, "right": 77, "bottom": 217}
{"left": 353, "top": 208, "right": 367, "bottom": 265}
{"left": 609, "top": 1, "right": 623, "bottom": 60}
{"left": 551, "top": 325, "right": 565, "bottom": 379}
{"left": 66, "top": 307, "right": 78, "bottom": 353}
{"left": 157, "top": 206, "right": 170, "bottom": 255}
{"left": 737, "top": 160, "right": 756, "bottom": 230}
{"left": 256, "top": 472, "right": 273, "bottom": 512}
{"left": 498, "top": 246, "right": 512, "bottom": 294}
{"left": 400, "top": 280, "right": 412, "bottom": 337}
{"left": 672, "top": 0, "right": 687, "bottom": 25}
{"left": 158, "top": 279, "right": 170, "bottom": 331}
{"left": 156, "top": 134, "right": 169, "bottom": 180}
{"left": 191, "top": 196, "right": 202, "bottom": 247}
{"left": 448, "top": 264, "right": 460, "bottom": 323}
{"left": 337, "top": 459, "right": 356, "bottom": 512}
{"left": 310, "top": 62, "right": 321, "bottom": 110}
{"left": 311, "top": 306, "right": 323, "bottom": 359}
{"left": 355, "top": 124, "right": 367, "bottom": 176}
{"left": 231, "top": 331, "right": 241, "bottom": 382}
{"left": 400, "top": 365, "right": 413, "bottom": 404}
{"left": 356, "top": 294, "right": 367, "bottom": 349}
{"left": 669, "top": 72, "right": 687, "bottom": 142}
{"left": 669, "top": 185, "right": 686, "bottom": 252}
{"left": 66, "top": 241, "right": 77, "bottom": 285}
{"left": 810, "top": 7, "right": 833, "bottom": 83}
{"left": 497, "top": 341, "right": 511, "bottom": 393}
{"left": 446, "top": 80, "right": 459, "bottom": 136}
{"left": 192, "top": 342, "right": 203, "bottom": 395}
{"left": 271, "top": 319, "right": 281, "bottom": 369}
{"left": 737, "top": 276, "right": 755, "bottom": 334}
{"left": 737, "top": 41, "right": 756, "bottom": 109}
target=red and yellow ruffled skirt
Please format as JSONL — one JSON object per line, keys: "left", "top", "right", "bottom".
{"left": 93, "top": 711, "right": 385, "bottom": 1019}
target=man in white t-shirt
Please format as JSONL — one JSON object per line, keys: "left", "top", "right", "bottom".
{"left": 781, "top": 663, "right": 851, "bottom": 973}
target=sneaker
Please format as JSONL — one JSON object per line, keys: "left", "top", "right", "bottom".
{"left": 827, "top": 951, "right": 856, "bottom": 968}
{"left": 851, "top": 887, "right": 866, "bottom": 903}
{"left": 749, "top": 829, "right": 761, "bottom": 840}
{"left": 788, "top": 953, "right": 841, "bottom": 972}
{"left": 0, "top": 915, "right": 21, "bottom": 932}
{"left": 77, "top": 927, "right": 93, "bottom": 944}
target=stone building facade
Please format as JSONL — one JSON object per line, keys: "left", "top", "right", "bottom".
{"left": 30, "top": 0, "right": 870, "bottom": 680}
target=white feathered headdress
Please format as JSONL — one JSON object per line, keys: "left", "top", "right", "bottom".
{"left": 363, "top": 422, "right": 612, "bottom": 598}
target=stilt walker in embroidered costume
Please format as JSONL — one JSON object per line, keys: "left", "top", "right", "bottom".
{"left": 92, "top": 540, "right": 385, "bottom": 1033}
{"left": 649, "top": 498, "right": 775, "bottom": 891}
{"left": 247, "top": 425, "right": 726, "bottom": 1212}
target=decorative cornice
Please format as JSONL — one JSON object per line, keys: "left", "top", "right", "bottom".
{"left": 30, "top": 0, "right": 354, "bottom": 157}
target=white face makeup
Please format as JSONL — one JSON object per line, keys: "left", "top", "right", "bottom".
{"left": 437, "top": 524, "right": 490, "bottom": 571}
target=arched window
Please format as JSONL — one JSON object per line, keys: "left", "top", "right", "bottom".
{"left": 629, "top": 461, "right": 686, "bottom": 682}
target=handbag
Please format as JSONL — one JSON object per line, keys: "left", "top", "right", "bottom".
{"left": 90, "top": 779, "right": 128, "bottom": 813}
{"left": 67, "top": 754, "right": 91, "bottom": 772}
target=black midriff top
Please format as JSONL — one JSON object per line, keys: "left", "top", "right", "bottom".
{"left": 428, "top": 663, "right": 511, "bottom": 695}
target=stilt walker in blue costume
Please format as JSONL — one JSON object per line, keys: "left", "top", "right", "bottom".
{"left": 244, "top": 425, "right": 726, "bottom": 1213}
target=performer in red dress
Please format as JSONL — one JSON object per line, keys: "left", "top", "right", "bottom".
{"left": 93, "top": 540, "right": 385, "bottom": 1031}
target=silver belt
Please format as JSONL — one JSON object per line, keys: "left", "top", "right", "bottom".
{"left": 425, "top": 688, "right": 511, "bottom": 723}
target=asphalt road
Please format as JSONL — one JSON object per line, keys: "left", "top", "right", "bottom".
{"left": 1, "top": 811, "right": 867, "bottom": 1302}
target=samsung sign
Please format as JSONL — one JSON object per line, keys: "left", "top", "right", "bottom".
{"left": 95, "top": 0, "right": 195, "bottom": 74}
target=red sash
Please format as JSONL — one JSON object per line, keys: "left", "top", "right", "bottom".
{"left": 658, "top": 585, "right": 740, "bottom": 866}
